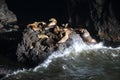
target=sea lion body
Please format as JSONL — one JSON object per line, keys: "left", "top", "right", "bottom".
{"left": 79, "top": 28, "right": 97, "bottom": 44}
{"left": 27, "top": 22, "right": 42, "bottom": 31}
{"left": 38, "top": 34, "right": 49, "bottom": 39}
{"left": 57, "top": 28, "right": 71, "bottom": 44}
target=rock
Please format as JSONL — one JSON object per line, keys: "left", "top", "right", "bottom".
{"left": 16, "top": 26, "right": 59, "bottom": 66}
{"left": 16, "top": 19, "right": 97, "bottom": 66}
{"left": 89, "top": 0, "right": 120, "bottom": 42}
{"left": 0, "top": 66, "right": 12, "bottom": 79}
{"left": 0, "top": 1, "right": 22, "bottom": 75}
{"left": 0, "top": 0, "right": 18, "bottom": 33}
{"left": 0, "top": 23, "right": 4, "bottom": 29}
{"left": 67, "top": 0, "right": 120, "bottom": 42}
{"left": 0, "top": 0, "right": 17, "bottom": 23}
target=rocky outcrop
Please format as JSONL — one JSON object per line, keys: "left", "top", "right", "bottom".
{"left": 0, "top": 0, "right": 19, "bottom": 33}
{"left": 16, "top": 18, "right": 96, "bottom": 66}
{"left": 16, "top": 19, "right": 69, "bottom": 66}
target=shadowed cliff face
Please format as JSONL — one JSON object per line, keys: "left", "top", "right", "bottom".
{"left": 67, "top": 0, "right": 120, "bottom": 42}
{"left": 89, "top": 0, "right": 120, "bottom": 42}
{"left": 5, "top": 0, "right": 120, "bottom": 42}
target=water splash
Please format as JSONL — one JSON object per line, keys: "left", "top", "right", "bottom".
{"left": 3, "top": 33, "right": 120, "bottom": 79}
{"left": 33, "top": 33, "right": 104, "bottom": 71}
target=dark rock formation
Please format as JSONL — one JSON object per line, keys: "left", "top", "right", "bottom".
{"left": 16, "top": 20, "right": 66, "bottom": 66}
{"left": 0, "top": 0, "right": 21, "bottom": 59}
{"left": 16, "top": 19, "right": 92, "bottom": 66}
{"left": 89, "top": 0, "right": 120, "bottom": 42}
{"left": 0, "top": 0, "right": 18, "bottom": 33}
{"left": 0, "top": 0, "right": 22, "bottom": 78}
{"left": 0, "top": 0, "right": 17, "bottom": 23}
{"left": 67, "top": 0, "right": 120, "bottom": 43}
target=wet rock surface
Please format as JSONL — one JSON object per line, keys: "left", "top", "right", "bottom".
{"left": 16, "top": 19, "right": 73, "bottom": 66}
{"left": 16, "top": 18, "right": 95, "bottom": 66}
{"left": 0, "top": 0, "right": 19, "bottom": 33}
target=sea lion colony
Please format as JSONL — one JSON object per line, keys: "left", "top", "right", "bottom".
{"left": 25, "top": 18, "right": 72, "bottom": 51}
{"left": 16, "top": 18, "right": 97, "bottom": 64}
{"left": 26, "top": 18, "right": 97, "bottom": 50}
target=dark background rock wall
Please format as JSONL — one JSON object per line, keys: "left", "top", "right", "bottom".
{"left": 5, "top": 0, "right": 120, "bottom": 42}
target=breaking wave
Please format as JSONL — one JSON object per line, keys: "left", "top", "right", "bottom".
{"left": 2, "top": 33, "right": 120, "bottom": 80}
{"left": 33, "top": 34, "right": 104, "bottom": 71}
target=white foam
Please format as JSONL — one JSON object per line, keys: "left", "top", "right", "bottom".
{"left": 111, "top": 53, "right": 118, "bottom": 57}
{"left": 4, "top": 33, "right": 120, "bottom": 77}
{"left": 2, "top": 68, "right": 30, "bottom": 79}
{"left": 33, "top": 34, "right": 105, "bottom": 71}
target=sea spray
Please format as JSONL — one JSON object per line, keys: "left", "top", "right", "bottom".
{"left": 33, "top": 33, "right": 104, "bottom": 71}
{"left": 3, "top": 33, "right": 117, "bottom": 79}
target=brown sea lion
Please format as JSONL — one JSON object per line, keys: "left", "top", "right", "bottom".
{"left": 32, "top": 27, "right": 42, "bottom": 31}
{"left": 44, "top": 18, "right": 57, "bottom": 31}
{"left": 48, "top": 18, "right": 57, "bottom": 27}
{"left": 38, "top": 34, "right": 49, "bottom": 39}
{"left": 27, "top": 22, "right": 40, "bottom": 28}
{"left": 39, "top": 21, "right": 47, "bottom": 26}
{"left": 27, "top": 22, "right": 42, "bottom": 31}
{"left": 54, "top": 26, "right": 63, "bottom": 34}
{"left": 79, "top": 28, "right": 97, "bottom": 44}
{"left": 57, "top": 28, "right": 71, "bottom": 44}
{"left": 38, "top": 21, "right": 46, "bottom": 28}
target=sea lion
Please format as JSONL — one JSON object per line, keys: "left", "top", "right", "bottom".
{"left": 79, "top": 28, "right": 97, "bottom": 44}
{"left": 62, "top": 23, "right": 68, "bottom": 28}
{"left": 38, "top": 21, "right": 47, "bottom": 28}
{"left": 57, "top": 28, "right": 71, "bottom": 44}
{"left": 54, "top": 26, "right": 62, "bottom": 34}
{"left": 32, "top": 27, "right": 42, "bottom": 31}
{"left": 38, "top": 34, "right": 49, "bottom": 39}
{"left": 48, "top": 18, "right": 57, "bottom": 27}
{"left": 27, "top": 22, "right": 42, "bottom": 31}
{"left": 44, "top": 18, "right": 57, "bottom": 31}
{"left": 27, "top": 22, "right": 40, "bottom": 28}
{"left": 54, "top": 26, "right": 64, "bottom": 38}
{"left": 39, "top": 21, "right": 47, "bottom": 26}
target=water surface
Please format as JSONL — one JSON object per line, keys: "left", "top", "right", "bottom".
{"left": 1, "top": 36, "right": 120, "bottom": 80}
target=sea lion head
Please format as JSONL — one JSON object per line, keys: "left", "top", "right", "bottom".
{"left": 79, "top": 28, "right": 97, "bottom": 44}
{"left": 39, "top": 22, "right": 47, "bottom": 26}
{"left": 79, "top": 28, "right": 90, "bottom": 38}
{"left": 47, "top": 18, "right": 57, "bottom": 28}
{"left": 49, "top": 18, "right": 57, "bottom": 23}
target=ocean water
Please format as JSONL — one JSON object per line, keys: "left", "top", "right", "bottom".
{"left": 1, "top": 35, "right": 120, "bottom": 80}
